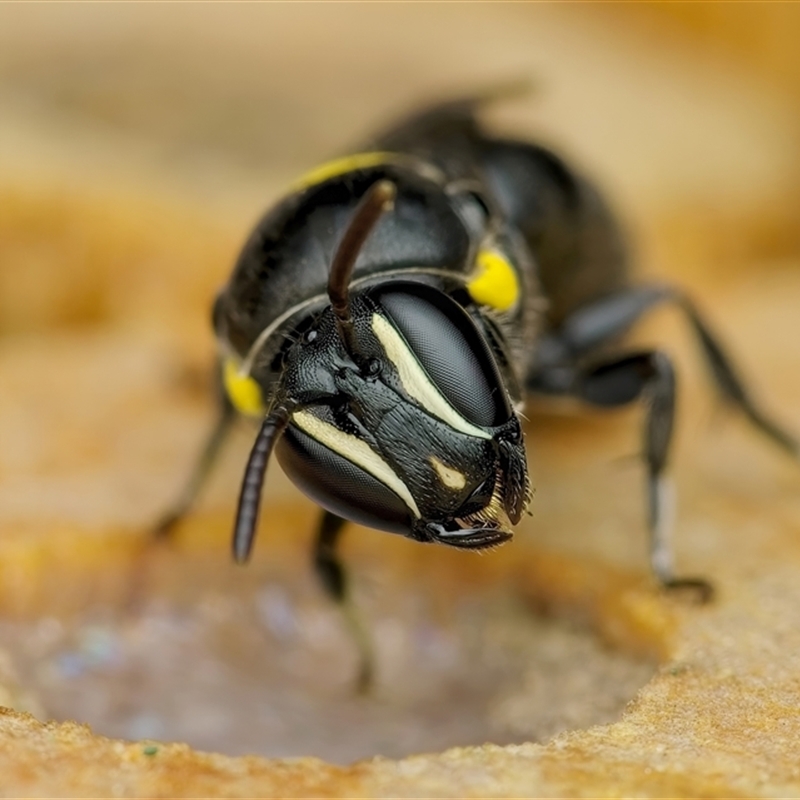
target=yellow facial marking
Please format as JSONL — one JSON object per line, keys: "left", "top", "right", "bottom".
{"left": 223, "top": 358, "right": 265, "bottom": 417}
{"left": 290, "top": 152, "right": 397, "bottom": 192}
{"left": 467, "top": 249, "right": 520, "bottom": 312}
{"left": 428, "top": 456, "right": 467, "bottom": 491}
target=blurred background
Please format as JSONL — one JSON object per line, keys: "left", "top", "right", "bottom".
{"left": 1, "top": 3, "right": 800, "bottom": 765}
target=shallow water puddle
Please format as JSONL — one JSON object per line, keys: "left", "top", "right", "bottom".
{"left": 0, "top": 545, "right": 654, "bottom": 764}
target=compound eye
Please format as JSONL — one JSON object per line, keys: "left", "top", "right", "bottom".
{"left": 371, "top": 282, "right": 512, "bottom": 427}
{"left": 276, "top": 420, "right": 412, "bottom": 536}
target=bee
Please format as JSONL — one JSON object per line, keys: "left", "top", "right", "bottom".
{"left": 156, "top": 89, "right": 799, "bottom": 688}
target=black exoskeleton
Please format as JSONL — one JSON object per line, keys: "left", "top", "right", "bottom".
{"left": 156, "top": 89, "right": 800, "bottom": 689}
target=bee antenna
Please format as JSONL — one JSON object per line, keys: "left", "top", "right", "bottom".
{"left": 327, "top": 179, "right": 396, "bottom": 351}
{"left": 232, "top": 401, "right": 296, "bottom": 564}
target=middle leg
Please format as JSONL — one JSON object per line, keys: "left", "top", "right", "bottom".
{"left": 577, "top": 350, "right": 712, "bottom": 598}
{"left": 532, "top": 349, "right": 713, "bottom": 599}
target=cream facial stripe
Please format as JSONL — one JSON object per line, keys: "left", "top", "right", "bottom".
{"left": 429, "top": 456, "right": 467, "bottom": 490}
{"left": 371, "top": 314, "right": 491, "bottom": 440}
{"left": 292, "top": 409, "right": 421, "bottom": 519}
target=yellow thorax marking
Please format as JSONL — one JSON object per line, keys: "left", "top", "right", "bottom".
{"left": 467, "top": 248, "right": 520, "bottom": 312}
{"left": 290, "top": 152, "right": 398, "bottom": 192}
{"left": 223, "top": 357, "right": 265, "bottom": 417}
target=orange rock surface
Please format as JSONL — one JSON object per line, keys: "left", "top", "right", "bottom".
{"left": 1, "top": 4, "right": 800, "bottom": 797}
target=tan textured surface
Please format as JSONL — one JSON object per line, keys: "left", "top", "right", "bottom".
{"left": 1, "top": 4, "right": 800, "bottom": 797}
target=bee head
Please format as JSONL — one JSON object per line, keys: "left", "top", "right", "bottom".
{"left": 232, "top": 181, "right": 530, "bottom": 561}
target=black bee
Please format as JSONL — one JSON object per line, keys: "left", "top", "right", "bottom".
{"left": 157, "top": 89, "right": 799, "bottom": 687}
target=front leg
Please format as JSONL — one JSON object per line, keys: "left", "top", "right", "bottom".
{"left": 154, "top": 361, "right": 237, "bottom": 540}
{"left": 313, "top": 511, "right": 375, "bottom": 692}
{"left": 154, "top": 397, "right": 235, "bottom": 539}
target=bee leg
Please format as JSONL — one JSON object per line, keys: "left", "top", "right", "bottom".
{"left": 313, "top": 511, "right": 374, "bottom": 692}
{"left": 533, "top": 283, "right": 800, "bottom": 461}
{"left": 153, "top": 393, "right": 236, "bottom": 540}
{"left": 530, "top": 346, "right": 713, "bottom": 601}
{"left": 126, "top": 370, "right": 236, "bottom": 612}
{"left": 676, "top": 295, "right": 800, "bottom": 461}
{"left": 574, "top": 351, "right": 714, "bottom": 602}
